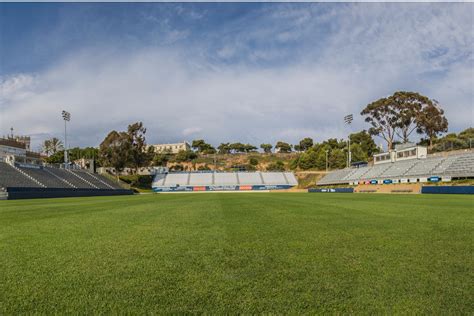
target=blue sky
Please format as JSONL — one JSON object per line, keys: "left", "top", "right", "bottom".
{"left": 0, "top": 3, "right": 472, "bottom": 150}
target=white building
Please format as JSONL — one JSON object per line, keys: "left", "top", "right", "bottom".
{"left": 148, "top": 142, "right": 190, "bottom": 154}
{"left": 0, "top": 138, "right": 42, "bottom": 164}
{"left": 373, "top": 142, "right": 428, "bottom": 165}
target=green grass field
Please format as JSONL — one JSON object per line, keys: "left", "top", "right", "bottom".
{"left": 1, "top": 193, "right": 472, "bottom": 313}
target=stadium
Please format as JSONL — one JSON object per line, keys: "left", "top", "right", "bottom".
{"left": 1, "top": 2, "right": 473, "bottom": 314}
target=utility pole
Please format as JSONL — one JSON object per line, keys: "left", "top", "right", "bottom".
{"left": 344, "top": 114, "right": 353, "bottom": 168}
{"left": 325, "top": 149, "right": 329, "bottom": 173}
{"left": 62, "top": 110, "right": 71, "bottom": 168}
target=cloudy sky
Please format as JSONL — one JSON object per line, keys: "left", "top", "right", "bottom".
{"left": 0, "top": 3, "right": 472, "bottom": 150}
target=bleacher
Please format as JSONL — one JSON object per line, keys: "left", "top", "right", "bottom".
{"left": 380, "top": 160, "right": 418, "bottom": 178}
{"left": 404, "top": 157, "right": 444, "bottom": 177}
{"left": 261, "top": 172, "right": 287, "bottom": 185}
{"left": 189, "top": 173, "right": 213, "bottom": 186}
{"left": 153, "top": 171, "right": 298, "bottom": 191}
{"left": 318, "top": 152, "right": 474, "bottom": 185}
{"left": 43, "top": 167, "right": 93, "bottom": 189}
{"left": 164, "top": 173, "right": 189, "bottom": 187}
{"left": 0, "top": 162, "right": 41, "bottom": 188}
{"left": 0, "top": 162, "right": 130, "bottom": 199}
{"left": 444, "top": 155, "right": 474, "bottom": 176}
{"left": 19, "top": 165, "right": 72, "bottom": 188}
{"left": 237, "top": 172, "right": 263, "bottom": 185}
{"left": 214, "top": 172, "right": 238, "bottom": 185}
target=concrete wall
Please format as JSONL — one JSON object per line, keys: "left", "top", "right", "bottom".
{"left": 354, "top": 183, "right": 422, "bottom": 194}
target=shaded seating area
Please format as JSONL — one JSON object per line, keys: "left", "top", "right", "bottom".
{"left": 0, "top": 162, "right": 132, "bottom": 199}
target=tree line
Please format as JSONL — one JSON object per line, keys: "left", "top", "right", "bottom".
{"left": 40, "top": 91, "right": 471, "bottom": 172}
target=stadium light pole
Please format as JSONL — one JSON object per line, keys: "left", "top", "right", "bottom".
{"left": 62, "top": 110, "right": 71, "bottom": 168}
{"left": 344, "top": 114, "right": 353, "bottom": 168}
{"left": 325, "top": 149, "right": 329, "bottom": 172}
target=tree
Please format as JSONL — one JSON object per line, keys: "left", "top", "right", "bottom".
{"left": 192, "top": 139, "right": 215, "bottom": 154}
{"left": 416, "top": 102, "right": 448, "bottom": 149}
{"left": 153, "top": 152, "right": 170, "bottom": 166}
{"left": 243, "top": 144, "right": 257, "bottom": 153}
{"left": 297, "top": 150, "right": 318, "bottom": 170}
{"left": 42, "top": 137, "right": 63, "bottom": 156}
{"left": 299, "top": 137, "right": 314, "bottom": 151}
{"left": 349, "top": 143, "right": 368, "bottom": 162}
{"left": 391, "top": 91, "right": 432, "bottom": 143}
{"left": 260, "top": 143, "right": 273, "bottom": 153}
{"left": 127, "top": 122, "right": 148, "bottom": 172}
{"left": 293, "top": 145, "right": 301, "bottom": 152}
{"left": 266, "top": 160, "right": 285, "bottom": 171}
{"left": 275, "top": 141, "right": 292, "bottom": 153}
{"left": 174, "top": 150, "right": 197, "bottom": 162}
{"left": 45, "top": 150, "right": 64, "bottom": 163}
{"left": 362, "top": 91, "right": 447, "bottom": 150}
{"left": 349, "top": 130, "right": 379, "bottom": 157}
{"left": 329, "top": 148, "right": 346, "bottom": 169}
{"left": 218, "top": 143, "right": 231, "bottom": 154}
{"left": 249, "top": 157, "right": 259, "bottom": 166}
{"left": 99, "top": 130, "right": 130, "bottom": 175}
{"left": 361, "top": 96, "right": 400, "bottom": 150}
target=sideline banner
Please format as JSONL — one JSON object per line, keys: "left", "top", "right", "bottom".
{"left": 153, "top": 185, "right": 293, "bottom": 192}
{"left": 308, "top": 188, "right": 354, "bottom": 193}
{"left": 421, "top": 186, "right": 474, "bottom": 194}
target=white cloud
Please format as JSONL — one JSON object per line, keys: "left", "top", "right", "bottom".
{"left": 182, "top": 127, "right": 203, "bottom": 136}
{"left": 0, "top": 3, "right": 472, "bottom": 149}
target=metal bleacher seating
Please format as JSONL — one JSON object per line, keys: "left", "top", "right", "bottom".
{"left": 379, "top": 160, "right": 418, "bottom": 178}
{"left": 189, "top": 173, "right": 214, "bottom": 186}
{"left": 214, "top": 172, "right": 238, "bottom": 185}
{"left": 358, "top": 164, "right": 390, "bottom": 180}
{"left": 0, "top": 162, "right": 41, "bottom": 188}
{"left": 430, "top": 155, "right": 459, "bottom": 175}
{"left": 18, "top": 165, "right": 72, "bottom": 188}
{"left": 44, "top": 167, "right": 92, "bottom": 189}
{"left": 318, "top": 152, "right": 474, "bottom": 185}
{"left": 284, "top": 172, "right": 298, "bottom": 185}
{"left": 153, "top": 171, "right": 298, "bottom": 188}
{"left": 164, "top": 173, "right": 189, "bottom": 187}
{"left": 237, "top": 172, "right": 263, "bottom": 185}
{"left": 261, "top": 172, "right": 287, "bottom": 185}
{"left": 444, "top": 154, "right": 474, "bottom": 176}
{"left": 343, "top": 167, "right": 370, "bottom": 181}
{"left": 404, "top": 156, "right": 444, "bottom": 177}
{"left": 0, "top": 161, "right": 125, "bottom": 191}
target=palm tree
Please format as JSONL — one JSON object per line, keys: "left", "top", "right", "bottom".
{"left": 42, "top": 137, "right": 63, "bottom": 156}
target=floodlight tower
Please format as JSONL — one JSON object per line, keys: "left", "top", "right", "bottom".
{"left": 344, "top": 114, "right": 353, "bottom": 168}
{"left": 62, "top": 110, "right": 71, "bottom": 168}
{"left": 325, "top": 149, "right": 329, "bottom": 173}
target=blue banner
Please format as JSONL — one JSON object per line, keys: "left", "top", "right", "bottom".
{"left": 308, "top": 188, "right": 354, "bottom": 193}
{"left": 421, "top": 186, "right": 474, "bottom": 194}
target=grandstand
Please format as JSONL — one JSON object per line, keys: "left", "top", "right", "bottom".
{"left": 318, "top": 151, "right": 474, "bottom": 185}
{"left": 152, "top": 171, "right": 298, "bottom": 192}
{"left": 0, "top": 135, "right": 131, "bottom": 199}
{"left": 0, "top": 161, "right": 130, "bottom": 199}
